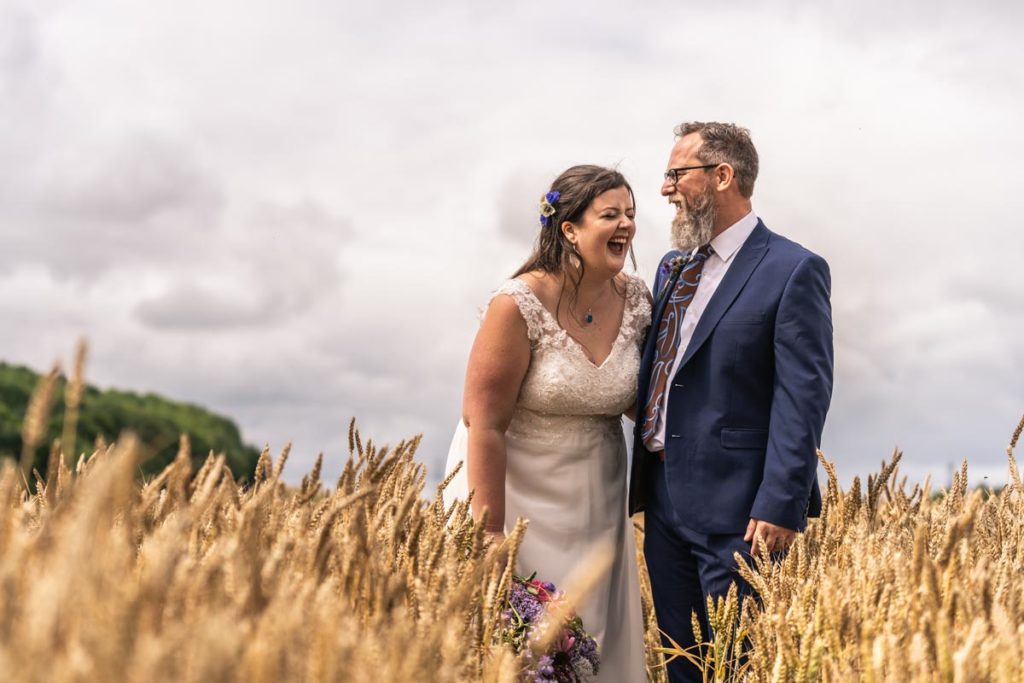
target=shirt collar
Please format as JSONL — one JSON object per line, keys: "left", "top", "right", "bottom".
{"left": 708, "top": 210, "right": 758, "bottom": 262}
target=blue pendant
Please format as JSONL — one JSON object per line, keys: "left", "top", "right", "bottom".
{"left": 585, "top": 312, "right": 593, "bottom": 324}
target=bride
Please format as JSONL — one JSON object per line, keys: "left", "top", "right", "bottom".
{"left": 444, "top": 165, "right": 650, "bottom": 681}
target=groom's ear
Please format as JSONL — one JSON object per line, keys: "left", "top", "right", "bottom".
{"left": 713, "top": 163, "right": 736, "bottom": 192}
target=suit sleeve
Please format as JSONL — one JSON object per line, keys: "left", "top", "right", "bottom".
{"left": 750, "top": 253, "right": 834, "bottom": 531}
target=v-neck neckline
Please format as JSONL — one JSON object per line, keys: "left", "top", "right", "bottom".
{"left": 517, "top": 281, "right": 629, "bottom": 369}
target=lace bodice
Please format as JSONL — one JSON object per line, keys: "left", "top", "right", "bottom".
{"left": 488, "top": 275, "right": 651, "bottom": 422}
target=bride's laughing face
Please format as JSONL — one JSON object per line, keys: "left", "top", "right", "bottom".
{"left": 563, "top": 186, "right": 636, "bottom": 278}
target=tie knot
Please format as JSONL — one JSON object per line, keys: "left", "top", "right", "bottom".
{"left": 695, "top": 243, "right": 714, "bottom": 259}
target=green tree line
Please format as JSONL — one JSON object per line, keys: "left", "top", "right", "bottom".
{"left": 0, "top": 361, "right": 260, "bottom": 480}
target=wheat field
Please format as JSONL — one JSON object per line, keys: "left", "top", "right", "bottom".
{"left": 2, "top": 362, "right": 1023, "bottom": 681}
{"left": 643, "top": 425, "right": 1024, "bottom": 683}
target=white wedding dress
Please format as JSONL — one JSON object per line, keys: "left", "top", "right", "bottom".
{"left": 444, "top": 275, "right": 650, "bottom": 683}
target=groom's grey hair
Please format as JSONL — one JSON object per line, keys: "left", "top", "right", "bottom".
{"left": 674, "top": 121, "right": 759, "bottom": 199}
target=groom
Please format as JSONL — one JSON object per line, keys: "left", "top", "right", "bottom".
{"left": 629, "top": 122, "right": 834, "bottom": 682}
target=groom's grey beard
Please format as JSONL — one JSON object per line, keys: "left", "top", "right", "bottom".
{"left": 671, "top": 185, "right": 717, "bottom": 251}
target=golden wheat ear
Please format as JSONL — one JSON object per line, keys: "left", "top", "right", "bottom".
{"left": 1008, "top": 413, "right": 1023, "bottom": 490}
{"left": 59, "top": 339, "right": 88, "bottom": 468}
{"left": 19, "top": 364, "right": 61, "bottom": 488}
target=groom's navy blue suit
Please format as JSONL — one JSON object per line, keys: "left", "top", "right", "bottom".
{"left": 630, "top": 219, "right": 833, "bottom": 682}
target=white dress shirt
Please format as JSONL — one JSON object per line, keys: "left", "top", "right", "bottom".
{"left": 647, "top": 210, "right": 759, "bottom": 451}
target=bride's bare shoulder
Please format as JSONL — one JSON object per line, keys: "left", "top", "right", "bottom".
{"left": 514, "top": 270, "right": 561, "bottom": 305}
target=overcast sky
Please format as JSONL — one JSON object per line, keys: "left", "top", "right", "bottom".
{"left": 2, "top": 0, "right": 1021, "bottom": 489}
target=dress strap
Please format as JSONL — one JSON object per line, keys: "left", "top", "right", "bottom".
{"left": 620, "top": 274, "right": 653, "bottom": 343}
{"left": 489, "top": 279, "right": 551, "bottom": 344}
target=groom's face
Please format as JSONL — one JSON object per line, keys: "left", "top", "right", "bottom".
{"left": 663, "top": 134, "right": 717, "bottom": 250}
{"left": 661, "top": 133, "right": 712, "bottom": 210}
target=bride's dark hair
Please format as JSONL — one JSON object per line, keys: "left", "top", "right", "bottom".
{"left": 512, "top": 164, "right": 637, "bottom": 320}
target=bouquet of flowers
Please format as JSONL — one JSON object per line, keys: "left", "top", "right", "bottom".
{"left": 497, "top": 573, "right": 600, "bottom": 683}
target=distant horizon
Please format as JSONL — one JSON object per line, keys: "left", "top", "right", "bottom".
{"left": 2, "top": 354, "right": 1020, "bottom": 493}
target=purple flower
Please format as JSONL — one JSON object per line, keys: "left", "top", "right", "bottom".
{"left": 545, "top": 191, "right": 560, "bottom": 204}
{"left": 509, "top": 584, "right": 543, "bottom": 622}
{"left": 536, "top": 654, "right": 556, "bottom": 678}
{"left": 660, "top": 254, "right": 688, "bottom": 276}
{"left": 498, "top": 575, "right": 600, "bottom": 682}
{"left": 573, "top": 633, "right": 598, "bottom": 659}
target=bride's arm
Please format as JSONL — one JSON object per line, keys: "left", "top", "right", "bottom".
{"left": 462, "top": 294, "right": 531, "bottom": 538}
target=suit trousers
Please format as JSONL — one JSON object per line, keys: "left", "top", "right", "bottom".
{"left": 645, "top": 457, "right": 753, "bottom": 683}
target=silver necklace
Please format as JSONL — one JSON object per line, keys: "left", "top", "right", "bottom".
{"left": 580, "top": 284, "right": 612, "bottom": 325}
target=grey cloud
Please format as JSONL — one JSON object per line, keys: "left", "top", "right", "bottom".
{"left": 133, "top": 200, "right": 351, "bottom": 331}
{"left": 0, "top": 5, "right": 38, "bottom": 83}
{"left": 496, "top": 170, "right": 552, "bottom": 247}
{"left": 0, "top": 5, "right": 60, "bottom": 189}
{"left": 41, "top": 134, "right": 223, "bottom": 224}
{"left": 822, "top": 276, "right": 1024, "bottom": 486}
{"left": 110, "top": 302, "right": 464, "bottom": 483}
{"left": 0, "top": 132, "right": 224, "bottom": 279}
{"left": 133, "top": 285, "right": 272, "bottom": 330}
{"left": 2, "top": 0, "right": 1022, "bottom": 493}
{"left": 740, "top": 0, "right": 1024, "bottom": 43}
{"left": 0, "top": 7, "right": 225, "bottom": 279}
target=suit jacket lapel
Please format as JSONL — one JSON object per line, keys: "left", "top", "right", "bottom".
{"left": 676, "top": 221, "right": 771, "bottom": 371}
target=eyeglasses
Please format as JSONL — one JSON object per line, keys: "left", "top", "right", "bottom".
{"left": 664, "top": 164, "right": 718, "bottom": 184}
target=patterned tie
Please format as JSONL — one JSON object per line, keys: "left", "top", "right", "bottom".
{"left": 641, "top": 243, "right": 714, "bottom": 450}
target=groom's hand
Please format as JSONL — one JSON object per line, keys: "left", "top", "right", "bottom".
{"left": 744, "top": 518, "right": 796, "bottom": 556}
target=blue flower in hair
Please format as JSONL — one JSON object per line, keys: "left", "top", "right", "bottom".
{"left": 538, "top": 191, "right": 560, "bottom": 228}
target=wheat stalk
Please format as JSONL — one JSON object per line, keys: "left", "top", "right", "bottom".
{"left": 19, "top": 364, "right": 61, "bottom": 485}
{"left": 3, "top": 352, "right": 1023, "bottom": 682}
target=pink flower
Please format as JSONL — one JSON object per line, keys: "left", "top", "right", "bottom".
{"left": 528, "top": 580, "right": 555, "bottom": 603}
